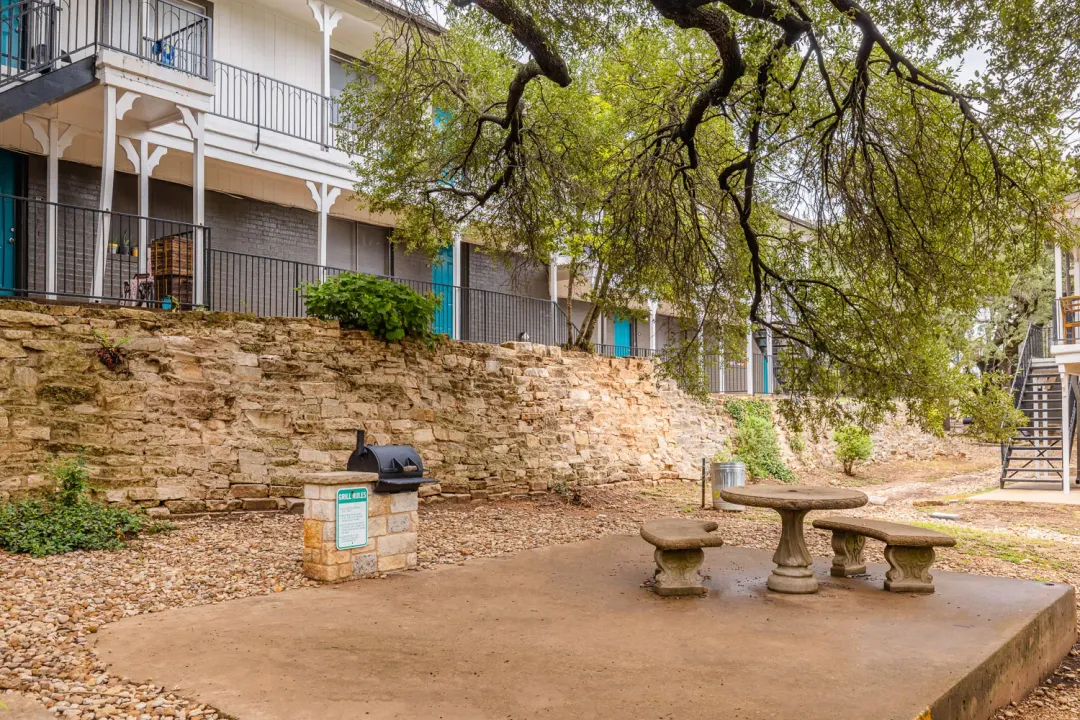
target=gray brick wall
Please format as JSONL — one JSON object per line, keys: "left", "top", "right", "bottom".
{"left": 326, "top": 218, "right": 390, "bottom": 274}
{"left": 390, "top": 243, "right": 432, "bottom": 283}
{"left": 464, "top": 244, "right": 548, "bottom": 297}
{"left": 463, "top": 245, "right": 554, "bottom": 344}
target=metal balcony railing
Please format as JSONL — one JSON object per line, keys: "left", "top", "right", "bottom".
{"left": 0, "top": 193, "right": 209, "bottom": 308}
{"left": 0, "top": 0, "right": 212, "bottom": 93}
{"left": 213, "top": 61, "right": 340, "bottom": 148}
{"left": 206, "top": 251, "right": 566, "bottom": 346}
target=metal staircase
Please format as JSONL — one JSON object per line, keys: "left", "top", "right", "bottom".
{"left": 999, "top": 325, "right": 1078, "bottom": 487}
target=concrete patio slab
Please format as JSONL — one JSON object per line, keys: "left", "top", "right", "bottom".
{"left": 972, "top": 484, "right": 1080, "bottom": 505}
{"left": 95, "top": 536, "right": 1075, "bottom": 720}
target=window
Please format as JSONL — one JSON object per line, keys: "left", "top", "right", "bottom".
{"left": 330, "top": 51, "right": 374, "bottom": 97}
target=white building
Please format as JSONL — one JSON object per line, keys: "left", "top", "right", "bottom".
{"left": 0, "top": 0, "right": 776, "bottom": 393}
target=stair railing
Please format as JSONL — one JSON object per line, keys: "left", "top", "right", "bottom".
{"left": 1001, "top": 322, "right": 1038, "bottom": 472}
{"left": 1070, "top": 377, "right": 1078, "bottom": 485}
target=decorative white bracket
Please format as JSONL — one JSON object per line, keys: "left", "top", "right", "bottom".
{"left": 306, "top": 180, "right": 342, "bottom": 213}
{"left": 118, "top": 138, "right": 168, "bottom": 176}
{"left": 115, "top": 91, "right": 140, "bottom": 122}
{"left": 308, "top": 0, "right": 343, "bottom": 33}
{"left": 177, "top": 106, "right": 205, "bottom": 141}
{"left": 23, "top": 117, "right": 80, "bottom": 157}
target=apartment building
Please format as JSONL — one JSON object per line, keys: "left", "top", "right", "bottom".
{"left": 0, "top": 0, "right": 778, "bottom": 393}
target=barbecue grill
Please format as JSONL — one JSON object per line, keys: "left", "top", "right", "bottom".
{"left": 347, "top": 429, "right": 438, "bottom": 494}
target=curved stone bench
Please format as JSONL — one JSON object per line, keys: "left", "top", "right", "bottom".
{"left": 812, "top": 517, "right": 956, "bottom": 594}
{"left": 640, "top": 519, "right": 725, "bottom": 597}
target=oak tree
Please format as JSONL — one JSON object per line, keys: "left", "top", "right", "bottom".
{"left": 336, "top": 0, "right": 1079, "bottom": 428}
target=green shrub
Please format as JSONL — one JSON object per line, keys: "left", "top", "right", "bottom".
{"left": 733, "top": 415, "right": 794, "bottom": 482}
{"left": 833, "top": 425, "right": 874, "bottom": 476}
{"left": 724, "top": 399, "right": 793, "bottom": 482}
{"left": 302, "top": 272, "right": 443, "bottom": 345}
{"left": 0, "top": 458, "right": 152, "bottom": 557}
{"left": 723, "top": 398, "right": 773, "bottom": 424}
{"left": 960, "top": 373, "right": 1028, "bottom": 444}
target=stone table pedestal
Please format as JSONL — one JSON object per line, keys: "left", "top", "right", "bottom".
{"left": 718, "top": 486, "right": 867, "bottom": 594}
{"left": 302, "top": 471, "right": 419, "bottom": 582}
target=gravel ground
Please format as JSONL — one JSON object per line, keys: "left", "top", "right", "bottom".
{"left": 1, "top": 514, "right": 315, "bottom": 719}
{"left": 2, "top": 456, "right": 1079, "bottom": 719}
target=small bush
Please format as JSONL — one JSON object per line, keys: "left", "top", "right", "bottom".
{"left": 723, "top": 398, "right": 772, "bottom": 424}
{"left": 0, "top": 458, "right": 151, "bottom": 557}
{"left": 302, "top": 272, "right": 443, "bottom": 345}
{"left": 961, "top": 373, "right": 1028, "bottom": 444}
{"left": 733, "top": 415, "right": 794, "bottom": 482}
{"left": 723, "top": 399, "right": 793, "bottom": 482}
{"left": 833, "top": 426, "right": 873, "bottom": 476}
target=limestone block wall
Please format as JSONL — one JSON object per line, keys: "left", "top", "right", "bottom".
{"left": 0, "top": 301, "right": 974, "bottom": 514}
{"left": 0, "top": 301, "right": 720, "bottom": 513}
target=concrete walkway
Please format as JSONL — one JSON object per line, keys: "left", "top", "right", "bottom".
{"left": 95, "top": 535, "right": 1074, "bottom": 720}
{"left": 973, "top": 483, "right": 1080, "bottom": 505}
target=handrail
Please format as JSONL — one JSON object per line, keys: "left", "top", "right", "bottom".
{"left": 213, "top": 59, "right": 341, "bottom": 147}
{"left": 1069, "top": 376, "right": 1078, "bottom": 486}
{"left": 1001, "top": 322, "right": 1038, "bottom": 471}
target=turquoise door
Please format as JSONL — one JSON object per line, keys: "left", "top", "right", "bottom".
{"left": 0, "top": 150, "right": 16, "bottom": 296}
{"left": 431, "top": 245, "right": 454, "bottom": 337}
{"left": 1, "top": 0, "right": 20, "bottom": 70}
{"left": 613, "top": 317, "right": 631, "bottom": 357}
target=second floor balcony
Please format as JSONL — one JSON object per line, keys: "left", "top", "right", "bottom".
{"left": 0, "top": 0, "right": 212, "bottom": 88}
{"left": 211, "top": 60, "right": 349, "bottom": 149}
{"left": 2, "top": 0, "right": 352, "bottom": 150}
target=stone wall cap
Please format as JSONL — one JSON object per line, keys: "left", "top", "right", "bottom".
{"left": 302, "top": 471, "right": 379, "bottom": 485}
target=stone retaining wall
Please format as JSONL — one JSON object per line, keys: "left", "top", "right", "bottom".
{"left": 0, "top": 301, "right": 973, "bottom": 515}
{"left": 0, "top": 302, "right": 724, "bottom": 514}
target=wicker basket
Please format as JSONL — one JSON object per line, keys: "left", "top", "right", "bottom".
{"left": 150, "top": 235, "right": 193, "bottom": 276}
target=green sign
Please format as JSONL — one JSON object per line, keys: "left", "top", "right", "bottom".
{"left": 336, "top": 487, "right": 369, "bottom": 550}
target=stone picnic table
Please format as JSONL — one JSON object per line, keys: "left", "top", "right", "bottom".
{"left": 717, "top": 486, "right": 868, "bottom": 594}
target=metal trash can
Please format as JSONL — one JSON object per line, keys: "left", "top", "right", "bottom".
{"left": 711, "top": 461, "right": 746, "bottom": 511}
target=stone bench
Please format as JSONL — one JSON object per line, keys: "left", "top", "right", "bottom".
{"left": 812, "top": 517, "right": 956, "bottom": 594}
{"left": 640, "top": 519, "right": 725, "bottom": 597}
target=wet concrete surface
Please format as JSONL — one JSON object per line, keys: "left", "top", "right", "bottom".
{"left": 96, "top": 535, "right": 1075, "bottom": 720}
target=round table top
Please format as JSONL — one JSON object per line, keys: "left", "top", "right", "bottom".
{"left": 717, "top": 485, "right": 867, "bottom": 511}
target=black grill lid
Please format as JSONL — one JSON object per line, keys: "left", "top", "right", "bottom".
{"left": 346, "top": 430, "right": 436, "bottom": 493}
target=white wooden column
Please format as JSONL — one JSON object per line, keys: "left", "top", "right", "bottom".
{"left": 179, "top": 107, "right": 206, "bottom": 306}
{"left": 306, "top": 180, "right": 342, "bottom": 272}
{"left": 746, "top": 326, "right": 755, "bottom": 395}
{"left": 1062, "top": 374, "right": 1071, "bottom": 495}
{"left": 549, "top": 258, "right": 559, "bottom": 345}
{"left": 308, "top": 0, "right": 342, "bottom": 147}
{"left": 764, "top": 298, "right": 775, "bottom": 394}
{"left": 1055, "top": 245, "right": 1064, "bottom": 340}
{"left": 46, "top": 120, "right": 59, "bottom": 297}
{"left": 697, "top": 306, "right": 706, "bottom": 390}
{"left": 452, "top": 234, "right": 462, "bottom": 340}
{"left": 1072, "top": 249, "right": 1080, "bottom": 304}
{"left": 91, "top": 87, "right": 119, "bottom": 299}
{"left": 119, "top": 138, "right": 167, "bottom": 275}
{"left": 647, "top": 300, "right": 658, "bottom": 353}
{"left": 89, "top": 91, "right": 138, "bottom": 299}
{"left": 24, "top": 117, "right": 80, "bottom": 299}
